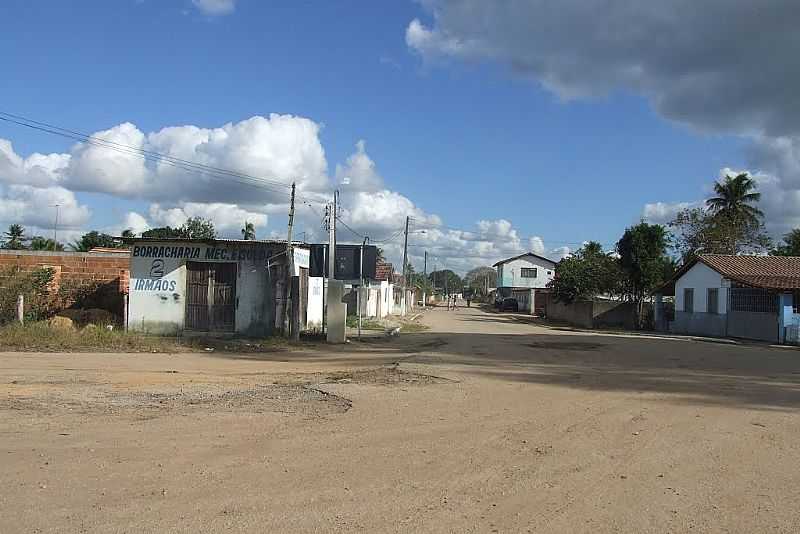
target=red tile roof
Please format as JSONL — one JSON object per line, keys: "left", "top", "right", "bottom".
{"left": 698, "top": 254, "right": 800, "bottom": 290}
{"left": 375, "top": 261, "right": 393, "bottom": 282}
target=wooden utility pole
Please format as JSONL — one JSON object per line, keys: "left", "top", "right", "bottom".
{"left": 401, "top": 216, "right": 410, "bottom": 315}
{"left": 284, "top": 183, "right": 296, "bottom": 337}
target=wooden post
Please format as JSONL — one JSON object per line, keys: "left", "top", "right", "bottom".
{"left": 123, "top": 293, "right": 129, "bottom": 331}
{"left": 17, "top": 294, "right": 24, "bottom": 324}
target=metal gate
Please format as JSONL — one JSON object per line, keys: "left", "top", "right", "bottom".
{"left": 186, "top": 262, "right": 237, "bottom": 332}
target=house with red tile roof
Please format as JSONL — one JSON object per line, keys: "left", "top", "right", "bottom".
{"left": 655, "top": 254, "right": 800, "bottom": 344}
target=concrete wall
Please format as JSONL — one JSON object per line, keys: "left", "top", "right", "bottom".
{"left": 543, "top": 295, "right": 644, "bottom": 330}
{"left": 306, "top": 277, "right": 324, "bottom": 331}
{"left": 675, "top": 262, "right": 727, "bottom": 314}
{"left": 128, "top": 241, "right": 285, "bottom": 336}
{"left": 727, "top": 311, "right": 779, "bottom": 343}
{"left": 497, "top": 256, "right": 555, "bottom": 289}
{"left": 671, "top": 311, "right": 728, "bottom": 337}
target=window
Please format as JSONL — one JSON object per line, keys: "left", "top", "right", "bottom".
{"left": 683, "top": 288, "right": 694, "bottom": 313}
{"left": 707, "top": 288, "right": 718, "bottom": 314}
{"left": 521, "top": 267, "right": 537, "bottom": 278}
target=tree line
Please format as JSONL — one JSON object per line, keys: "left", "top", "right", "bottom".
{"left": 546, "top": 172, "right": 796, "bottom": 325}
{"left": 0, "top": 216, "right": 224, "bottom": 252}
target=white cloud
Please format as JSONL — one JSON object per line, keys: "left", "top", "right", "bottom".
{"left": 192, "top": 0, "right": 235, "bottom": 16}
{"left": 335, "top": 140, "right": 383, "bottom": 191}
{"left": 642, "top": 201, "right": 694, "bottom": 225}
{"left": 1, "top": 119, "right": 578, "bottom": 272}
{"left": 147, "top": 202, "right": 268, "bottom": 233}
{"left": 121, "top": 212, "right": 150, "bottom": 235}
{"left": 0, "top": 184, "right": 90, "bottom": 230}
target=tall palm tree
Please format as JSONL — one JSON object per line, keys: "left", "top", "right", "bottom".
{"left": 2, "top": 224, "right": 26, "bottom": 250}
{"left": 706, "top": 173, "right": 764, "bottom": 254}
{"left": 241, "top": 221, "right": 256, "bottom": 240}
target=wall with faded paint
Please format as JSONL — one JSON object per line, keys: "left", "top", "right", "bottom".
{"left": 306, "top": 276, "right": 324, "bottom": 331}
{"left": 128, "top": 241, "right": 288, "bottom": 336}
{"left": 675, "top": 262, "right": 727, "bottom": 314}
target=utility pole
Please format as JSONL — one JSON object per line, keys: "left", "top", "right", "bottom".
{"left": 358, "top": 236, "right": 368, "bottom": 339}
{"left": 401, "top": 216, "right": 410, "bottom": 316}
{"left": 51, "top": 204, "right": 60, "bottom": 250}
{"left": 422, "top": 250, "right": 427, "bottom": 308}
{"left": 284, "top": 183, "right": 296, "bottom": 338}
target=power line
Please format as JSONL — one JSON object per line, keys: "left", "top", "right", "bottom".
{"left": 0, "top": 111, "right": 298, "bottom": 198}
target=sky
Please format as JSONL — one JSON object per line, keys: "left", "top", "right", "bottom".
{"left": 1, "top": 0, "right": 798, "bottom": 274}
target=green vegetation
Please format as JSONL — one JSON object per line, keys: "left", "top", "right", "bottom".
{"left": 548, "top": 242, "right": 622, "bottom": 304}
{"left": 670, "top": 172, "right": 770, "bottom": 260}
{"left": 772, "top": 228, "right": 800, "bottom": 256}
{"left": 0, "top": 266, "right": 57, "bottom": 324}
{"left": 141, "top": 216, "right": 217, "bottom": 240}
{"left": 0, "top": 321, "right": 181, "bottom": 352}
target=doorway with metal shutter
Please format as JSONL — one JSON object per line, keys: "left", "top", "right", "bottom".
{"left": 185, "top": 262, "right": 237, "bottom": 332}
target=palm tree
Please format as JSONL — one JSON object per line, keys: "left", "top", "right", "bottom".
{"left": 706, "top": 173, "right": 764, "bottom": 254}
{"left": 241, "top": 221, "right": 256, "bottom": 240}
{"left": 2, "top": 224, "right": 26, "bottom": 250}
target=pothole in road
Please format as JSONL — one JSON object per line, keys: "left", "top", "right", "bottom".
{"left": 1, "top": 384, "right": 352, "bottom": 418}
{"left": 321, "top": 366, "right": 456, "bottom": 386}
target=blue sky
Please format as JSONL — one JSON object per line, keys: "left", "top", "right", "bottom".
{"left": 1, "top": 0, "right": 794, "bottom": 271}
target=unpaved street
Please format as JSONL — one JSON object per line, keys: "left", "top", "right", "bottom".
{"left": 2, "top": 306, "right": 800, "bottom": 533}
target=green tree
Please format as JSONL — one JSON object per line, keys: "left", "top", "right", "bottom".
{"left": 141, "top": 226, "right": 185, "bottom": 239}
{"left": 705, "top": 173, "right": 769, "bottom": 254}
{"left": 29, "top": 236, "right": 64, "bottom": 251}
{"left": 616, "top": 223, "right": 674, "bottom": 328}
{"left": 428, "top": 269, "right": 462, "bottom": 295}
{"left": 121, "top": 229, "right": 135, "bottom": 239}
{"left": 241, "top": 221, "right": 256, "bottom": 240}
{"left": 2, "top": 224, "right": 26, "bottom": 250}
{"left": 182, "top": 216, "right": 216, "bottom": 239}
{"left": 70, "top": 231, "right": 120, "bottom": 251}
{"left": 548, "top": 241, "right": 622, "bottom": 304}
{"left": 771, "top": 228, "right": 800, "bottom": 256}
{"left": 464, "top": 266, "right": 496, "bottom": 296}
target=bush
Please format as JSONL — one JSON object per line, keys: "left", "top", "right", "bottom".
{"left": 0, "top": 266, "right": 57, "bottom": 324}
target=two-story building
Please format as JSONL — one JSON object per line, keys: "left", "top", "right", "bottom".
{"left": 493, "top": 252, "right": 557, "bottom": 312}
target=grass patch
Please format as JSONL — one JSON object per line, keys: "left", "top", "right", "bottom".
{"left": 0, "top": 322, "right": 300, "bottom": 353}
{"left": 0, "top": 321, "right": 181, "bottom": 353}
{"left": 346, "top": 316, "right": 385, "bottom": 331}
{"left": 397, "top": 321, "right": 429, "bottom": 333}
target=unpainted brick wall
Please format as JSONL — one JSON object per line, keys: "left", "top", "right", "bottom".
{"left": 0, "top": 250, "right": 131, "bottom": 311}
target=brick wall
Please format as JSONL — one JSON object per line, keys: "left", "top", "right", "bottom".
{"left": 0, "top": 250, "right": 131, "bottom": 313}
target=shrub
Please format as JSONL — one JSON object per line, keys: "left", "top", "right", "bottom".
{"left": 0, "top": 266, "right": 57, "bottom": 324}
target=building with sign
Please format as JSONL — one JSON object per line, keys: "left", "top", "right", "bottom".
{"left": 125, "top": 238, "right": 309, "bottom": 336}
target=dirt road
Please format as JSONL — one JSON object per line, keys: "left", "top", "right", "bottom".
{"left": 2, "top": 306, "right": 800, "bottom": 533}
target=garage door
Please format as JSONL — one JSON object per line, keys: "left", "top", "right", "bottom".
{"left": 186, "top": 262, "right": 237, "bottom": 332}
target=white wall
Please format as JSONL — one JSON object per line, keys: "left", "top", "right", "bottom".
{"left": 306, "top": 276, "right": 324, "bottom": 331}
{"left": 497, "top": 256, "right": 556, "bottom": 289}
{"left": 129, "top": 241, "right": 279, "bottom": 335}
{"left": 675, "top": 262, "right": 727, "bottom": 314}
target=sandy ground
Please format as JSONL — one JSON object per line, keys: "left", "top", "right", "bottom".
{"left": 2, "top": 306, "right": 800, "bottom": 533}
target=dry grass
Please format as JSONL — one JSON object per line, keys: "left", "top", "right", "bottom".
{"left": 0, "top": 321, "right": 182, "bottom": 353}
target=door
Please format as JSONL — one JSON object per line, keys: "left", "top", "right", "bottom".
{"left": 186, "top": 262, "right": 237, "bottom": 332}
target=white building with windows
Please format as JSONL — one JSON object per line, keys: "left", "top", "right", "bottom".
{"left": 494, "top": 252, "right": 557, "bottom": 290}
{"left": 655, "top": 254, "right": 800, "bottom": 344}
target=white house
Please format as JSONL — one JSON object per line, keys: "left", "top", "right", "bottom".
{"left": 656, "top": 254, "right": 800, "bottom": 344}
{"left": 494, "top": 252, "right": 556, "bottom": 290}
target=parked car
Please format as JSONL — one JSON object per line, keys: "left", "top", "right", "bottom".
{"left": 499, "top": 297, "right": 519, "bottom": 312}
